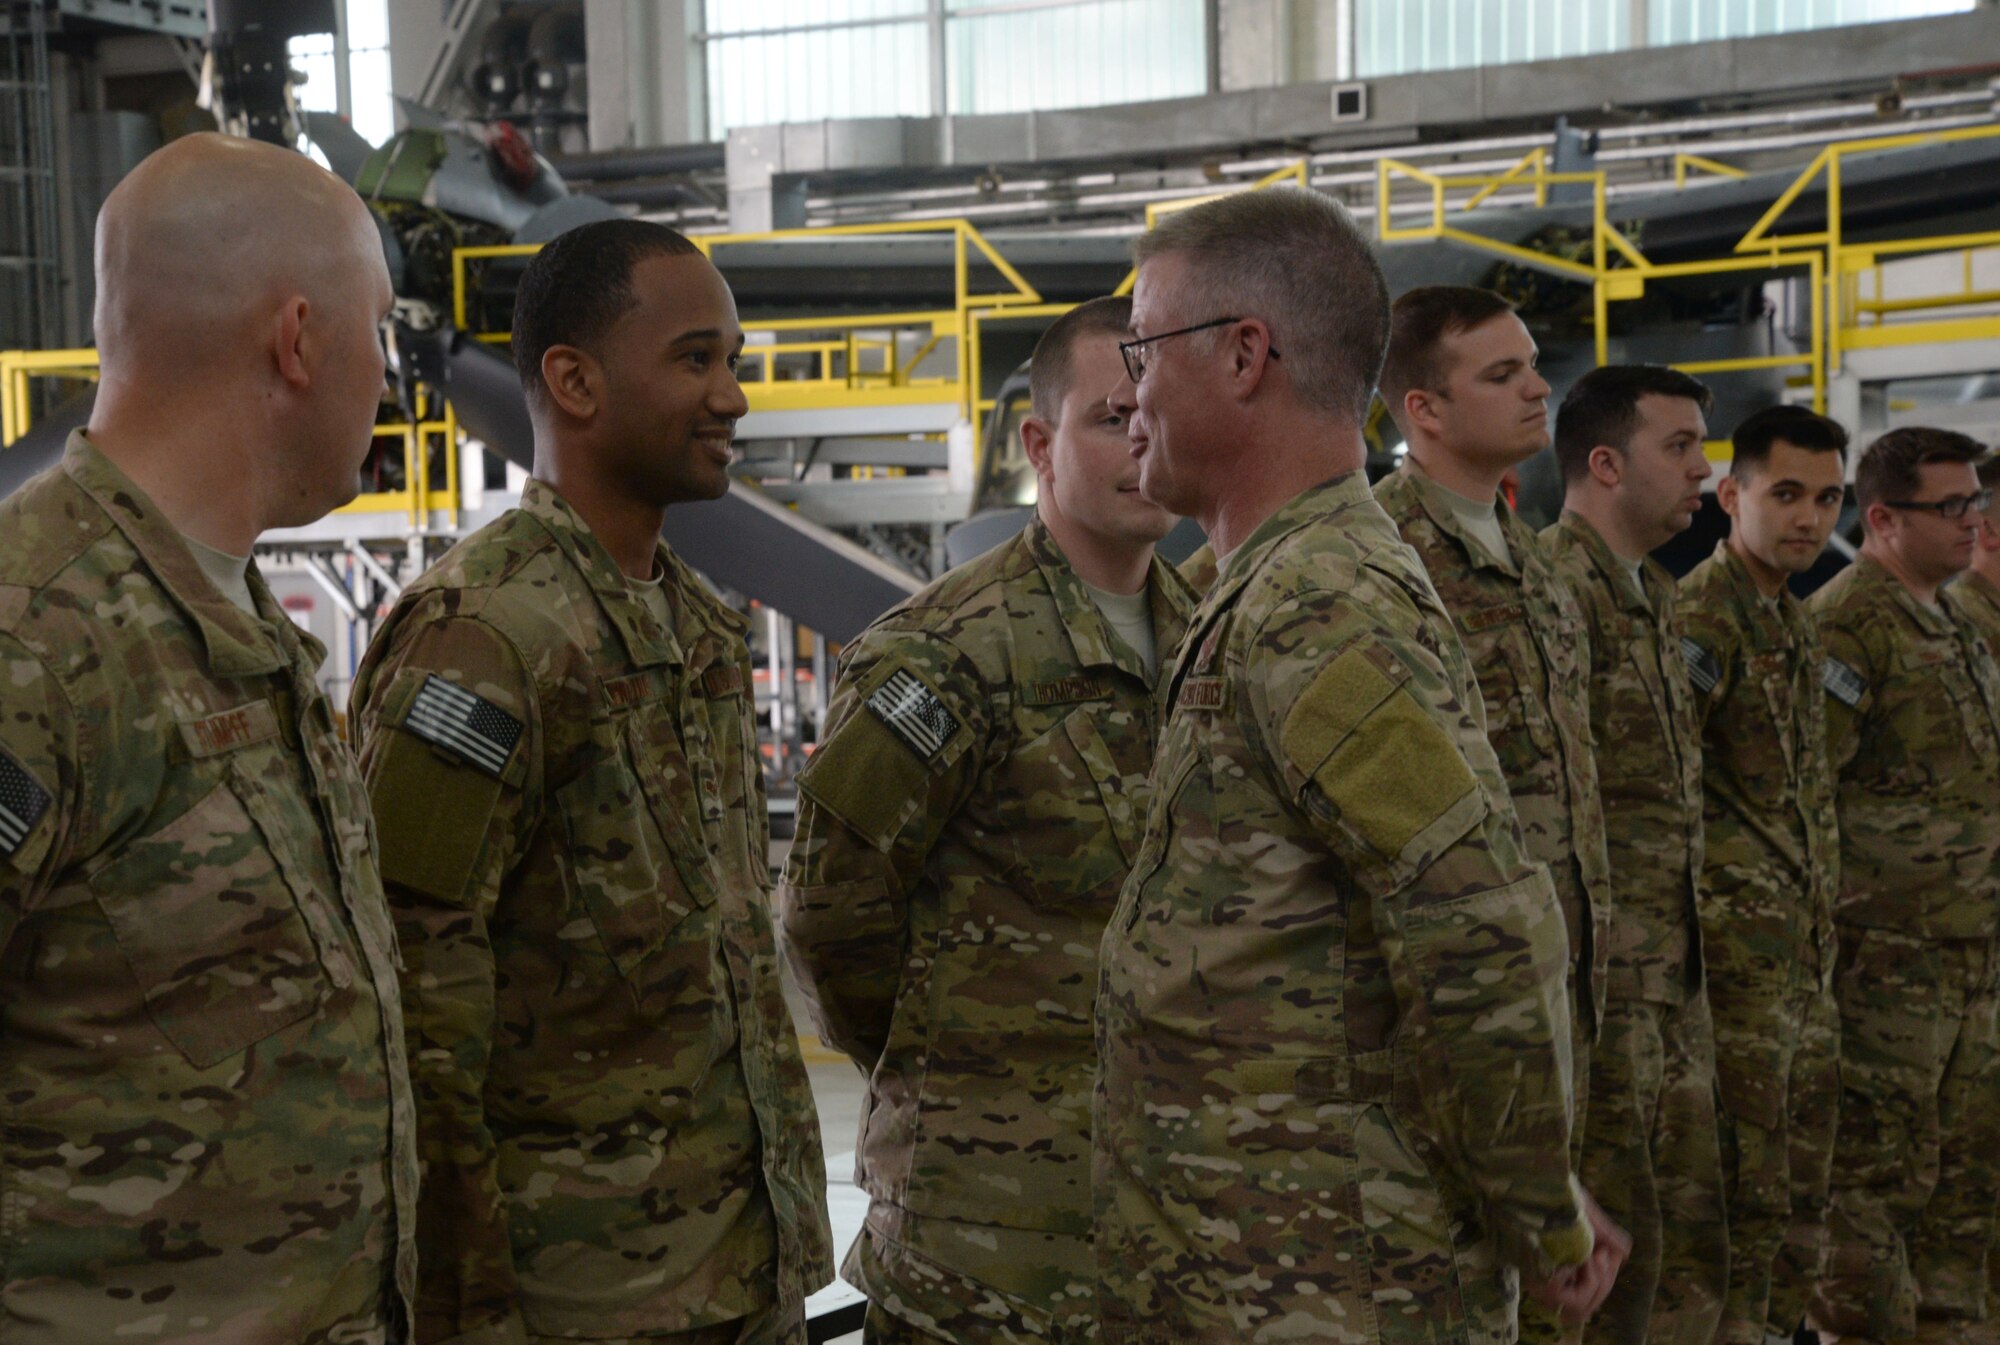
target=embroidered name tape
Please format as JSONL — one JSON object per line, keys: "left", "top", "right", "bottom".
{"left": 1681, "top": 638, "right": 1722, "bottom": 695}
{"left": 867, "top": 668, "right": 958, "bottom": 761}
{"left": 405, "top": 675, "right": 523, "bottom": 777}
{"left": 1178, "top": 677, "right": 1227, "bottom": 710}
{"left": 1823, "top": 656, "right": 1866, "bottom": 708}
{"left": 0, "top": 749, "right": 51, "bottom": 857}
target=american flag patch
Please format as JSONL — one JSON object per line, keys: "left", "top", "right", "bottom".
{"left": 866, "top": 668, "right": 959, "bottom": 761}
{"left": 1823, "top": 656, "right": 1866, "bottom": 708}
{"left": 405, "top": 675, "right": 524, "bottom": 777}
{"left": 1680, "top": 637, "right": 1722, "bottom": 695}
{"left": 0, "top": 748, "right": 50, "bottom": 858}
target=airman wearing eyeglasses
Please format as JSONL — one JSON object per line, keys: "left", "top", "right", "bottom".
{"left": 1958, "top": 455, "right": 2000, "bottom": 645}
{"left": 1805, "top": 428, "right": 2000, "bottom": 1345}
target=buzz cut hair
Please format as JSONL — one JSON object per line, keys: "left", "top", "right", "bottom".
{"left": 1132, "top": 186, "right": 1390, "bottom": 424}
{"left": 1729, "top": 405, "right": 1849, "bottom": 478}
{"left": 1554, "top": 364, "right": 1715, "bottom": 485}
{"left": 1028, "top": 295, "right": 1132, "bottom": 424}
{"left": 1379, "top": 286, "right": 1519, "bottom": 426}
{"left": 513, "top": 218, "right": 704, "bottom": 408}
{"left": 1853, "top": 426, "right": 1988, "bottom": 514}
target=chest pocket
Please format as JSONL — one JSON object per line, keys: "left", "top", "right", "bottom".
{"left": 1461, "top": 604, "right": 1558, "bottom": 761}
{"left": 90, "top": 757, "right": 332, "bottom": 1070}
{"left": 555, "top": 705, "right": 720, "bottom": 994}
{"left": 994, "top": 699, "right": 1143, "bottom": 910}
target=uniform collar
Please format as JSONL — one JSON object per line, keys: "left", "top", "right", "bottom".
{"left": 62, "top": 431, "right": 301, "bottom": 680}
{"left": 1398, "top": 458, "right": 1523, "bottom": 577}
{"left": 1021, "top": 515, "right": 1195, "bottom": 682}
{"left": 1708, "top": 539, "right": 1809, "bottom": 648}
{"left": 518, "top": 477, "right": 684, "bottom": 668}
{"left": 1558, "top": 509, "right": 1666, "bottom": 617}
{"left": 1204, "top": 471, "right": 1379, "bottom": 614}
{"left": 1850, "top": 551, "right": 1956, "bottom": 639}
{"left": 1957, "top": 568, "right": 2000, "bottom": 616}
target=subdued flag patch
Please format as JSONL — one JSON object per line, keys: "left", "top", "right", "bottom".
{"left": 1823, "top": 656, "right": 1866, "bottom": 708}
{"left": 867, "top": 668, "right": 958, "bottom": 761}
{"left": 405, "top": 674, "right": 523, "bottom": 777}
{"left": 0, "top": 748, "right": 51, "bottom": 857}
{"left": 1681, "top": 637, "right": 1722, "bottom": 695}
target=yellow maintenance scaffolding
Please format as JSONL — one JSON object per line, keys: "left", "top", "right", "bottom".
{"left": 4, "top": 121, "right": 1998, "bottom": 516}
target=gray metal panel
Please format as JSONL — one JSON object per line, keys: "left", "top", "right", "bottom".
{"left": 735, "top": 403, "right": 962, "bottom": 440}
{"left": 50, "top": 0, "right": 207, "bottom": 37}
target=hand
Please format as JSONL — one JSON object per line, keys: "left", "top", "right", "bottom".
{"left": 1524, "top": 1188, "right": 1631, "bottom": 1324}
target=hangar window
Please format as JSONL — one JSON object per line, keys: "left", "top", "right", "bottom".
{"left": 289, "top": 0, "right": 396, "bottom": 150}
{"left": 1355, "top": 0, "right": 1973, "bottom": 78}
{"left": 701, "top": 0, "right": 1210, "bottom": 136}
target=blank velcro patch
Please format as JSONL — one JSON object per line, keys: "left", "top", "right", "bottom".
{"left": 0, "top": 748, "right": 50, "bottom": 857}
{"left": 866, "top": 668, "right": 959, "bottom": 761}
{"left": 404, "top": 674, "right": 524, "bottom": 777}
{"left": 1681, "top": 638, "right": 1722, "bottom": 695}
{"left": 1282, "top": 644, "right": 1478, "bottom": 862}
{"left": 1823, "top": 656, "right": 1866, "bottom": 708}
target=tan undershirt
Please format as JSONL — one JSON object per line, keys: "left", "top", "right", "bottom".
{"left": 181, "top": 531, "right": 257, "bottom": 616}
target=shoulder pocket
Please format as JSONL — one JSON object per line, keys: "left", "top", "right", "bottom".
{"left": 91, "top": 776, "right": 329, "bottom": 1069}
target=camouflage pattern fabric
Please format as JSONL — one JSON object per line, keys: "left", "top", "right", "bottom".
{"left": 528, "top": 1300, "right": 804, "bottom": 1345}
{"left": 1178, "top": 541, "right": 1218, "bottom": 595}
{"left": 1377, "top": 464, "right": 1612, "bottom": 1345}
{"left": 779, "top": 518, "right": 1193, "bottom": 1343}
{"left": 1096, "top": 472, "right": 1591, "bottom": 1345}
{"left": 1808, "top": 555, "right": 2000, "bottom": 1341}
{"left": 1544, "top": 511, "right": 1726, "bottom": 1345}
{"left": 0, "top": 433, "right": 418, "bottom": 1342}
{"left": 1678, "top": 540, "right": 1841, "bottom": 1345}
{"left": 1956, "top": 570, "right": 2000, "bottom": 655}
{"left": 351, "top": 479, "right": 832, "bottom": 1344}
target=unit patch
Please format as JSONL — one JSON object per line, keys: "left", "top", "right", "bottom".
{"left": 1681, "top": 638, "right": 1722, "bottom": 695}
{"left": 405, "top": 674, "right": 524, "bottom": 777}
{"left": 1823, "top": 656, "right": 1866, "bottom": 709}
{"left": 0, "top": 748, "right": 50, "bottom": 857}
{"left": 866, "top": 668, "right": 959, "bottom": 761}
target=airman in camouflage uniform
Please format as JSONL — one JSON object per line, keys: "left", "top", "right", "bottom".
{"left": 1097, "top": 188, "right": 1613, "bottom": 1345}
{"left": 781, "top": 299, "right": 1195, "bottom": 1344}
{"left": 1961, "top": 457, "right": 2000, "bottom": 644}
{"left": 1374, "top": 292, "right": 1612, "bottom": 1267}
{"left": 1808, "top": 429, "right": 2000, "bottom": 1345}
{"left": 0, "top": 136, "right": 417, "bottom": 1343}
{"left": 1676, "top": 407, "right": 1848, "bottom": 1345}
{"left": 1544, "top": 366, "right": 1727, "bottom": 1345}
{"left": 353, "top": 221, "right": 832, "bottom": 1345}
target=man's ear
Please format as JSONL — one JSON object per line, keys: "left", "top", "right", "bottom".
{"left": 1587, "top": 443, "right": 1624, "bottom": 490}
{"left": 1022, "top": 415, "right": 1055, "bottom": 484}
{"left": 541, "top": 345, "right": 601, "bottom": 421}
{"left": 1404, "top": 387, "right": 1445, "bottom": 439}
{"left": 1716, "top": 471, "right": 1741, "bottom": 520}
{"left": 272, "top": 295, "right": 311, "bottom": 390}
{"left": 1863, "top": 500, "right": 1896, "bottom": 537}
{"left": 1228, "top": 318, "right": 1279, "bottom": 395}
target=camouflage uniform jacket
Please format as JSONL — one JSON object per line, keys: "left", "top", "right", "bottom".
{"left": 1097, "top": 473, "right": 1590, "bottom": 1345}
{"left": 1956, "top": 569, "right": 2000, "bottom": 649}
{"left": 1677, "top": 541, "right": 1839, "bottom": 986}
{"left": 779, "top": 520, "right": 1193, "bottom": 1312}
{"left": 1544, "top": 512, "right": 1707, "bottom": 1005}
{"left": 0, "top": 434, "right": 418, "bottom": 1343}
{"left": 351, "top": 480, "right": 832, "bottom": 1344}
{"left": 1808, "top": 554, "right": 2000, "bottom": 939}
{"left": 1178, "top": 541, "right": 1218, "bottom": 596}
{"left": 1375, "top": 461, "right": 1610, "bottom": 1036}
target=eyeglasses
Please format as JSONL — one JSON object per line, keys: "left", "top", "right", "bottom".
{"left": 1882, "top": 488, "right": 1994, "bottom": 520}
{"left": 1118, "top": 316, "right": 1281, "bottom": 383}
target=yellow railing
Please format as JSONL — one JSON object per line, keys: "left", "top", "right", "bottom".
{"left": 1376, "top": 148, "right": 1608, "bottom": 282}
{"left": 0, "top": 346, "right": 464, "bottom": 523}
{"left": 452, "top": 218, "right": 1042, "bottom": 425}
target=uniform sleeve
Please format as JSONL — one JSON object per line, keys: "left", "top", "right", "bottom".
{"left": 352, "top": 612, "right": 539, "bottom": 1345}
{"left": 777, "top": 627, "right": 990, "bottom": 1071}
{"left": 0, "top": 633, "right": 78, "bottom": 955}
{"left": 1248, "top": 581, "right": 1591, "bottom": 1280}
{"left": 1675, "top": 604, "right": 1737, "bottom": 734}
{"left": 1815, "top": 618, "right": 1874, "bottom": 776}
